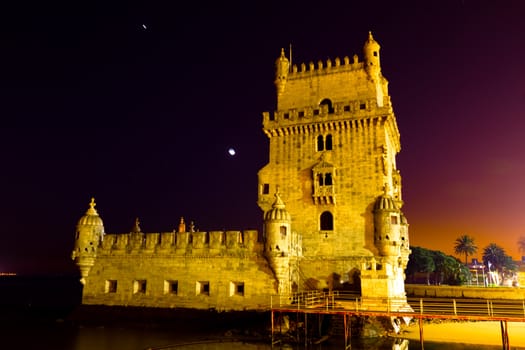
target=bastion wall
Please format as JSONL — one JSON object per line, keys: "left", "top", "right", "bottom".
{"left": 82, "top": 230, "right": 278, "bottom": 311}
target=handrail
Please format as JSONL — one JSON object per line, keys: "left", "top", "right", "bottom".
{"left": 270, "top": 291, "right": 525, "bottom": 321}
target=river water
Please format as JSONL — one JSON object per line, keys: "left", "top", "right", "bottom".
{"left": 0, "top": 276, "right": 516, "bottom": 350}
{"left": 0, "top": 322, "right": 508, "bottom": 350}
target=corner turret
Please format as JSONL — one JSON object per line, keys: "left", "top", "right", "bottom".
{"left": 274, "top": 48, "right": 289, "bottom": 98}
{"left": 71, "top": 198, "right": 105, "bottom": 284}
{"left": 363, "top": 31, "right": 381, "bottom": 80}
{"left": 264, "top": 190, "right": 291, "bottom": 256}
{"left": 264, "top": 189, "right": 292, "bottom": 294}
{"left": 373, "top": 193, "right": 409, "bottom": 256}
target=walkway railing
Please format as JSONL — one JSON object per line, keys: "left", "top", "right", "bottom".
{"left": 271, "top": 291, "right": 525, "bottom": 350}
{"left": 271, "top": 291, "right": 525, "bottom": 320}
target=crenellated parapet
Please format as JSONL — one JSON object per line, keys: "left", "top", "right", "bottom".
{"left": 98, "top": 229, "right": 262, "bottom": 256}
{"left": 289, "top": 54, "right": 363, "bottom": 77}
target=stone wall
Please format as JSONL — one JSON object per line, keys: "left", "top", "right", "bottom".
{"left": 406, "top": 284, "right": 525, "bottom": 300}
{"left": 82, "top": 230, "right": 278, "bottom": 311}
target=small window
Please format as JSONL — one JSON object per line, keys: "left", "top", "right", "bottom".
{"left": 284, "top": 113, "right": 289, "bottom": 119}
{"left": 317, "top": 173, "right": 324, "bottom": 186}
{"left": 319, "top": 98, "right": 334, "bottom": 114}
{"left": 105, "top": 280, "right": 117, "bottom": 293}
{"left": 317, "top": 135, "right": 324, "bottom": 151}
{"left": 262, "top": 183, "right": 270, "bottom": 194}
{"left": 325, "top": 134, "right": 333, "bottom": 150}
{"left": 391, "top": 215, "right": 398, "bottom": 225}
{"left": 133, "top": 280, "right": 147, "bottom": 294}
{"left": 230, "top": 281, "right": 245, "bottom": 296}
{"left": 359, "top": 103, "right": 366, "bottom": 110}
{"left": 325, "top": 173, "right": 333, "bottom": 186}
{"left": 320, "top": 211, "right": 334, "bottom": 231}
{"left": 298, "top": 111, "right": 305, "bottom": 117}
{"left": 280, "top": 225, "right": 287, "bottom": 239}
{"left": 197, "top": 281, "right": 210, "bottom": 296}
{"left": 343, "top": 105, "right": 350, "bottom": 112}
{"left": 313, "top": 109, "right": 319, "bottom": 116}
{"left": 164, "top": 280, "right": 178, "bottom": 295}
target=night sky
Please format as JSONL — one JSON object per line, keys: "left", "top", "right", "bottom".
{"left": 1, "top": 1, "right": 524, "bottom": 274}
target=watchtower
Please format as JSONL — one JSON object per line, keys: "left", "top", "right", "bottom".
{"left": 258, "top": 33, "right": 411, "bottom": 309}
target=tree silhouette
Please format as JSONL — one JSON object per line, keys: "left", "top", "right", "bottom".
{"left": 406, "top": 246, "right": 435, "bottom": 285}
{"left": 454, "top": 234, "right": 477, "bottom": 265}
{"left": 482, "top": 243, "right": 517, "bottom": 285}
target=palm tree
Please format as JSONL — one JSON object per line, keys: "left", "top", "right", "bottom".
{"left": 482, "top": 243, "right": 516, "bottom": 285}
{"left": 482, "top": 243, "right": 507, "bottom": 272}
{"left": 454, "top": 234, "right": 477, "bottom": 265}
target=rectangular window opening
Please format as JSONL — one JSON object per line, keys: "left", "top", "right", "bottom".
{"left": 164, "top": 280, "right": 178, "bottom": 295}
{"left": 359, "top": 103, "right": 366, "bottom": 110}
{"left": 197, "top": 281, "right": 210, "bottom": 296}
{"left": 262, "top": 183, "right": 270, "bottom": 194}
{"left": 390, "top": 215, "right": 398, "bottom": 225}
{"left": 230, "top": 281, "right": 245, "bottom": 296}
{"left": 133, "top": 280, "right": 147, "bottom": 294}
{"left": 105, "top": 280, "right": 117, "bottom": 293}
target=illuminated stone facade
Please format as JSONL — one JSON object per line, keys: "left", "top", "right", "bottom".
{"left": 72, "top": 33, "right": 411, "bottom": 311}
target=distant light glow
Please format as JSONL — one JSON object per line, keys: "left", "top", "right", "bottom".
{"left": 228, "top": 148, "right": 236, "bottom": 156}
{"left": 142, "top": 24, "right": 147, "bottom": 29}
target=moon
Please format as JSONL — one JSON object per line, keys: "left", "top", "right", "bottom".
{"left": 228, "top": 148, "right": 236, "bottom": 156}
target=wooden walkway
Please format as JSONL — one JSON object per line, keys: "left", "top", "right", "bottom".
{"left": 270, "top": 291, "right": 525, "bottom": 349}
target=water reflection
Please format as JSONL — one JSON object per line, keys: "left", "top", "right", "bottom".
{"left": 0, "top": 324, "right": 507, "bottom": 350}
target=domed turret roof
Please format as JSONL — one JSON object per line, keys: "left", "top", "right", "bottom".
{"left": 77, "top": 198, "right": 104, "bottom": 226}
{"left": 374, "top": 193, "right": 399, "bottom": 212}
{"left": 264, "top": 190, "right": 291, "bottom": 221}
{"left": 275, "top": 47, "right": 289, "bottom": 66}
{"left": 364, "top": 31, "right": 380, "bottom": 50}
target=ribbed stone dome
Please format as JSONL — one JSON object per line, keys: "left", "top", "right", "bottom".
{"left": 264, "top": 191, "right": 291, "bottom": 221}
{"left": 374, "top": 194, "right": 398, "bottom": 211}
{"left": 77, "top": 198, "right": 104, "bottom": 226}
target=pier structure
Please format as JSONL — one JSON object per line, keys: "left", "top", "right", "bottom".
{"left": 270, "top": 291, "right": 525, "bottom": 349}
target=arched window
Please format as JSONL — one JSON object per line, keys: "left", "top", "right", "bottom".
{"left": 320, "top": 211, "right": 333, "bottom": 231}
{"left": 316, "top": 134, "right": 333, "bottom": 152}
{"left": 325, "top": 134, "right": 333, "bottom": 150}
{"left": 320, "top": 98, "right": 334, "bottom": 114}
{"left": 325, "top": 173, "right": 333, "bottom": 186}
{"left": 317, "top": 174, "right": 324, "bottom": 186}
{"left": 317, "top": 135, "right": 324, "bottom": 151}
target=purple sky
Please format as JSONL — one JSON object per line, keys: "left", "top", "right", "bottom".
{"left": 0, "top": 1, "right": 524, "bottom": 274}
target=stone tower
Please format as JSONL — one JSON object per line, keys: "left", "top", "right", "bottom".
{"left": 258, "top": 33, "right": 411, "bottom": 310}
{"left": 71, "top": 198, "right": 105, "bottom": 284}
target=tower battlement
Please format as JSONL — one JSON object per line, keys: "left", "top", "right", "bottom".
{"left": 289, "top": 55, "right": 363, "bottom": 76}
{"left": 99, "top": 229, "right": 262, "bottom": 256}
